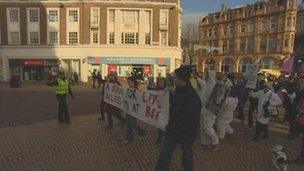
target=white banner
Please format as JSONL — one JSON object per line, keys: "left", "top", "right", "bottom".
{"left": 245, "top": 64, "right": 258, "bottom": 89}
{"left": 103, "top": 83, "right": 170, "bottom": 130}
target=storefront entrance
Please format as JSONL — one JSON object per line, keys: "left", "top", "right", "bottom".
{"left": 9, "top": 59, "right": 59, "bottom": 82}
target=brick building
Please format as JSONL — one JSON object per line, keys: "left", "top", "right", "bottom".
{"left": 197, "top": 0, "right": 298, "bottom": 73}
{"left": 0, "top": 0, "right": 182, "bottom": 82}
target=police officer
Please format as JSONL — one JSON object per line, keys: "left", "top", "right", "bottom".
{"left": 48, "top": 70, "right": 74, "bottom": 124}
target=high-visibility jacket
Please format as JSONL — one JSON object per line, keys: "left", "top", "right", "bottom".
{"left": 55, "top": 78, "right": 69, "bottom": 95}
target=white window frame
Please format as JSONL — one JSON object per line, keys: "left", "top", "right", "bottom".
{"left": 68, "top": 9, "right": 79, "bottom": 22}
{"left": 160, "top": 10, "right": 169, "bottom": 27}
{"left": 109, "top": 9, "right": 115, "bottom": 23}
{"left": 49, "top": 31, "right": 59, "bottom": 45}
{"left": 91, "top": 7, "right": 100, "bottom": 23}
{"left": 68, "top": 31, "right": 79, "bottom": 44}
{"left": 91, "top": 30, "right": 99, "bottom": 44}
{"left": 29, "top": 31, "right": 39, "bottom": 45}
{"left": 160, "top": 31, "right": 168, "bottom": 46}
{"left": 10, "top": 31, "right": 20, "bottom": 45}
{"left": 109, "top": 32, "right": 114, "bottom": 44}
{"left": 7, "top": 8, "right": 19, "bottom": 23}
{"left": 27, "top": 8, "right": 39, "bottom": 23}
{"left": 47, "top": 9, "right": 59, "bottom": 22}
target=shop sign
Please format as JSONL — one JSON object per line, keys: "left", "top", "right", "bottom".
{"left": 24, "top": 59, "right": 44, "bottom": 66}
{"left": 87, "top": 57, "right": 171, "bottom": 65}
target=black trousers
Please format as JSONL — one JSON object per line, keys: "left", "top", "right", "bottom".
{"left": 155, "top": 134, "right": 194, "bottom": 171}
{"left": 56, "top": 94, "right": 70, "bottom": 122}
{"left": 248, "top": 98, "right": 258, "bottom": 127}
{"left": 254, "top": 121, "right": 268, "bottom": 139}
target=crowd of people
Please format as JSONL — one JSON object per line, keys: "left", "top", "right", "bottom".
{"left": 51, "top": 65, "right": 304, "bottom": 170}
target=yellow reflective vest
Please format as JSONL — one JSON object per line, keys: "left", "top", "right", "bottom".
{"left": 55, "top": 78, "right": 69, "bottom": 95}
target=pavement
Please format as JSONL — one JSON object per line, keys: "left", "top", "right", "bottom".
{"left": 0, "top": 82, "right": 101, "bottom": 127}
{"left": 0, "top": 114, "right": 304, "bottom": 171}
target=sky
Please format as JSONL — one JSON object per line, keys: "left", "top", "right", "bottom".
{"left": 182, "top": 0, "right": 260, "bottom": 24}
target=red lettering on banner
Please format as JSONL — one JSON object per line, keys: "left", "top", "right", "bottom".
{"left": 145, "top": 105, "right": 161, "bottom": 121}
{"left": 142, "top": 92, "right": 160, "bottom": 106}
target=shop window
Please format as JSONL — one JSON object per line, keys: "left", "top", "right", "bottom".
{"left": 160, "top": 31, "right": 168, "bottom": 46}
{"left": 29, "top": 31, "right": 39, "bottom": 44}
{"left": 91, "top": 30, "right": 99, "bottom": 44}
{"left": 48, "top": 10, "right": 58, "bottom": 22}
{"left": 69, "top": 10, "right": 78, "bottom": 22}
{"left": 239, "top": 58, "right": 252, "bottom": 72}
{"left": 204, "top": 59, "right": 215, "bottom": 71}
{"left": 9, "top": 8, "right": 19, "bottom": 22}
{"left": 145, "top": 33, "right": 151, "bottom": 45}
{"left": 10, "top": 31, "right": 20, "bottom": 44}
{"left": 109, "top": 32, "right": 114, "bottom": 44}
{"left": 259, "top": 58, "right": 275, "bottom": 69}
{"left": 221, "top": 58, "right": 233, "bottom": 73}
{"left": 49, "top": 31, "right": 58, "bottom": 44}
{"left": 68, "top": 32, "right": 78, "bottom": 44}
{"left": 28, "top": 9, "right": 39, "bottom": 22}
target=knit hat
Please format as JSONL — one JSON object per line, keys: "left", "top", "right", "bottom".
{"left": 174, "top": 65, "right": 192, "bottom": 82}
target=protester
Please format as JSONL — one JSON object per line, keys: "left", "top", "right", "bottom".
{"left": 201, "top": 73, "right": 232, "bottom": 151}
{"left": 47, "top": 70, "right": 74, "bottom": 124}
{"left": 155, "top": 65, "right": 202, "bottom": 171}
{"left": 154, "top": 77, "right": 166, "bottom": 145}
{"left": 216, "top": 90, "right": 238, "bottom": 139}
{"left": 233, "top": 78, "right": 247, "bottom": 124}
{"left": 124, "top": 76, "right": 146, "bottom": 144}
{"left": 250, "top": 82, "right": 282, "bottom": 140}
{"left": 104, "top": 73, "right": 124, "bottom": 130}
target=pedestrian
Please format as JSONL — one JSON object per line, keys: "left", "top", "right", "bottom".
{"left": 233, "top": 78, "right": 247, "bottom": 124}
{"left": 47, "top": 70, "right": 74, "bottom": 124}
{"left": 73, "top": 71, "right": 78, "bottom": 85}
{"left": 155, "top": 65, "right": 202, "bottom": 171}
{"left": 98, "top": 76, "right": 107, "bottom": 121}
{"left": 104, "top": 72, "right": 124, "bottom": 130}
{"left": 91, "top": 69, "right": 97, "bottom": 89}
{"left": 250, "top": 82, "right": 282, "bottom": 140}
{"left": 279, "top": 89, "right": 296, "bottom": 138}
{"left": 124, "top": 76, "right": 146, "bottom": 144}
{"left": 216, "top": 90, "right": 238, "bottom": 139}
{"left": 97, "top": 71, "right": 103, "bottom": 88}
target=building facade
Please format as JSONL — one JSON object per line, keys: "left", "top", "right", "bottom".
{"left": 197, "top": 0, "right": 298, "bottom": 73}
{"left": 0, "top": 0, "right": 182, "bottom": 82}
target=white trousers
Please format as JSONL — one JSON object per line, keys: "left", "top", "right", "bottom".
{"left": 216, "top": 117, "right": 233, "bottom": 139}
{"left": 200, "top": 107, "right": 219, "bottom": 145}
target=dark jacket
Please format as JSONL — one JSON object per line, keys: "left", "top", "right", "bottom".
{"left": 166, "top": 83, "right": 202, "bottom": 141}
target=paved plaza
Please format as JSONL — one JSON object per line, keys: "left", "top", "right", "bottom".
{"left": 1, "top": 84, "right": 304, "bottom": 170}
{"left": 0, "top": 114, "right": 303, "bottom": 171}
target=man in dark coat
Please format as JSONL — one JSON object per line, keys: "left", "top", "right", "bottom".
{"left": 155, "top": 66, "right": 202, "bottom": 171}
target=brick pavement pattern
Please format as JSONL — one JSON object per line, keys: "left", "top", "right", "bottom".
{"left": 0, "top": 114, "right": 304, "bottom": 171}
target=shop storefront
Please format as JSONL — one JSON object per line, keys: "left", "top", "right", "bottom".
{"left": 9, "top": 59, "right": 60, "bottom": 81}
{"left": 87, "top": 57, "right": 171, "bottom": 79}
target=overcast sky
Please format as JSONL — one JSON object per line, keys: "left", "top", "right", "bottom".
{"left": 182, "top": 0, "right": 260, "bottom": 24}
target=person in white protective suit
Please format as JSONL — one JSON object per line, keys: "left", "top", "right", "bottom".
{"left": 196, "top": 70, "right": 219, "bottom": 151}
{"left": 216, "top": 90, "right": 238, "bottom": 139}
